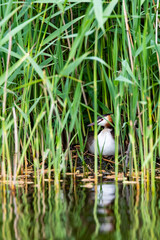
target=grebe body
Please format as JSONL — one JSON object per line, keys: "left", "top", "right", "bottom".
{"left": 86, "top": 114, "right": 115, "bottom": 156}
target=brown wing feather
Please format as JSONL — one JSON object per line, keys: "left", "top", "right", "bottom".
{"left": 86, "top": 131, "right": 94, "bottom": 150}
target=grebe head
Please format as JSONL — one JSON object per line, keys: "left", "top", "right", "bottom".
{"left": 87, "top": 114, "right": 113, "bottom": 128}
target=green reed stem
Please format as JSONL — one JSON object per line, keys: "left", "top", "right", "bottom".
{"left": 94, "top": 29, "right": 98, "bottom": 184}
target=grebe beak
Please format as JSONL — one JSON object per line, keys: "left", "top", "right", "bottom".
{"left": 87, "top": 122, "right": 95, "bottom": 127}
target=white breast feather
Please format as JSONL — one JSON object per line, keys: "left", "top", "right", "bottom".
{"left": 88, "top": 128, "right": 115, "bottom": 156}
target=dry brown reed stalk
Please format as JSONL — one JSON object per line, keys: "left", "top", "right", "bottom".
{"left": 70, "top": 2, "right": 74, "bottom": 45}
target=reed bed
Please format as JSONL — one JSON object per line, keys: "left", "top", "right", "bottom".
{"left": 0, "top": 0, "right": 160, "bottom": 187}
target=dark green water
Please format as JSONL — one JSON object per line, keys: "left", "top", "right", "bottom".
{"left": 0, "top": 179, "right": 160, "bottom": 240}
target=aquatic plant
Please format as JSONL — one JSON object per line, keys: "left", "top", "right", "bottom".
{"left": 0, "top": 0, "right": 159, "bottom": 186}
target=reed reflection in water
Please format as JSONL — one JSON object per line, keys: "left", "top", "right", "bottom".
{"left": 0, "top": 181, "right": 160, "bottom": 239}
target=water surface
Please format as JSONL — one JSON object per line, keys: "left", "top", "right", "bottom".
{"left": 0, "top": 179, "right": 160, "bottom": 240}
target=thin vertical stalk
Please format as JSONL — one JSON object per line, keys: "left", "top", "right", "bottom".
{"left": 115, "top": 103, "right": 120, "bottom": 180}
{"left": 2, "top": 28, "right": 12, "bottom": 181}
{"left": 142, "top": 18, "right": 148, "bottom": 179}
{"left": 155, "top": 0, "right": 160, "bottom": 76}
{"left": 12, "top": 106, "right": 19, "bottom": 183}
{"left": 123, "top": 0, "right": 134, "bottom": 71}
{"left": 129, "top": 120, "right": 138, "bottom": 181}
{"left": 94, "top": 29, "right": 98, "bottom": 184}
{"left": 148, "top": 97, "right": 155, "bottom": 192}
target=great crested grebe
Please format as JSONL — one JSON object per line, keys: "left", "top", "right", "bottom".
{"left": 86, "top": 114, "right": 115, "bottom": 156}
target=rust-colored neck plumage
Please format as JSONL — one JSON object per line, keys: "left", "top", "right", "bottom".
{"left": 104, "top": 115, "right": 113, "bottom": 128}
